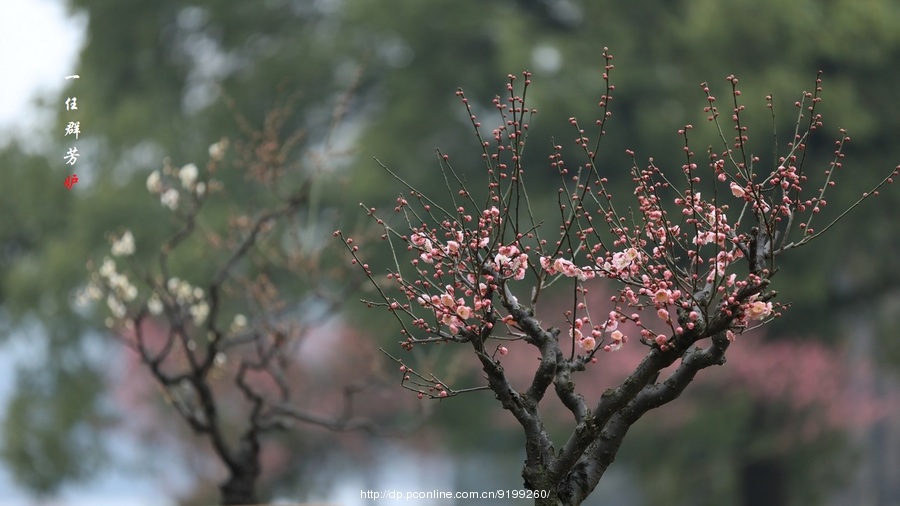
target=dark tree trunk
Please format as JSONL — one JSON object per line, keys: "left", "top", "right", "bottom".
{"left": 220, "top": 465, "right": 261, "bottom": 505}
{"left": 740, "top": 455, "right": 786, "bottom": 506}
{"left": 219, "top": 433, "right": 262, "bottom": 505}
{"left": 739, "top": 401, "right": 786, "bottom": 506}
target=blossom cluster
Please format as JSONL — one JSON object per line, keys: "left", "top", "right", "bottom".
{"left": 343, "top": 63, "right": 896, "bottom": 402}
{"left": 98, "top": 256, "right": 138, "bottom": 318}
{"left": 397, "top": 208, "right": 517, "bottom": 337}
{"left": 415, "top": 283, "right": 488, "bottom": 335}
{"left": 569, "top": 314, "right": 624, "bottom": 352}
{"left": 146, "top": 159, "right": 210, "bottom": 210}
{"left": 539, "top": 246, "right": 642, "bottom": 282}
{"left": 77, "top": 230, "right": 140, "bottom": 318}
{"left": 165, "top": 276, "right": 210, "bottom": 326}
{"left": 77, "top": 227, "right": 216, "bottom": 330}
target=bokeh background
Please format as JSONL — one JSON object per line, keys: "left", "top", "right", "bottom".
{"left": 2, "top": 1, "right": 900, "bottom": 505}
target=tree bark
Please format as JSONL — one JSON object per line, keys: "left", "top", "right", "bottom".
{"left": 220, "top": 465, "right": 260, "bottom": 505}
{"left": 739, "top": 402, "right": 786, "bottom": 506}
{"left": 219, "top": 432, "right": 262, "bottom": 505}
{"left": 740, "top": 456, "right": 786, "bottom": 506}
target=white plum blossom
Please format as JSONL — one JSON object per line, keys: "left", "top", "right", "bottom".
{"left": 86, "top": 282, "right": 103, "bottom": 301}
{"left": 96, "top": 256, "right": 138, "bottom": 303}
{"left": 195, "top": 181, "right": 207, "bottom": 197}
{"left": 99, "top": 257, "right": 117, "bottom": 279}
{"left": 190, "top": 301, "right": 210, "bottom": 326}
{"left": 177, "top": 281, "right": 193, "bottom": 302}
{"left": 179, "top": 163, "right": 198, "bottom": 189}
{"left": 99, "top": 257, "right": 137, "bottom": 302}
{"left": 208, "top": 139, "right": 227, "bottom": 161}
{"left": 161, "top": 188, "right": 180, "bottom": 210}
{"left": 163, "top": 278, "right": 208, "bottom": 326}
{"left": 123, "top": 284, "right": 138, "bottom": 301}
{"left": 107, "top": 293, "right": 127, "bottom": 319}
{"left": 108, "top": 273, "right": 138, "bottom": 301}
{"left": 230, "top": 313, "right": 248, "bottom": 332}
{"left": 74, "top": 282, "right": 103, "bottom": 308}
{"left": 146, "top": 170, "right": 162, "bottom": 194}
{"left": 147, "top": 295, "right": 163, "bottom": 315}
{"left": 111, "top": 230, "right": 135, "bottom": 257}
{"left": 167, "top": 277, "right": 197, "bottom": 304}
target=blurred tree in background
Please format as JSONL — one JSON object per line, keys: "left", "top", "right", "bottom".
{"left": 1, "top": 0, "right": 899, "bottom": 504}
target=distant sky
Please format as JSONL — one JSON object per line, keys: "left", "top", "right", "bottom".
{"left": 0, "top": 0, "right": 86, "bottom": 140}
